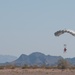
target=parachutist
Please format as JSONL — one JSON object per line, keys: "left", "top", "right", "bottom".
{"left": 64, "top": 44, "right": 67, "bottom": 53}
{"left": 64, "top": 48, "right": 67, "bottom": 53}
{"left": 54, "top": 29, "right": 75, "bottom": 53}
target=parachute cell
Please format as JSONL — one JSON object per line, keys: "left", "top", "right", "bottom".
{"left": 54, "top": 29, "right": 75, "bottom": 36}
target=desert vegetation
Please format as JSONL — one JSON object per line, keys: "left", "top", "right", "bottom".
{"left": 0, "top": 59, "right": 75, "bottom": 70}
{"left": 0, "top": 59, "right": 75, "bottom": 75}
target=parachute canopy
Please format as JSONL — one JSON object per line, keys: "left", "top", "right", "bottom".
{"left": 54, "top": 29, "right": 75, "bottom": 36}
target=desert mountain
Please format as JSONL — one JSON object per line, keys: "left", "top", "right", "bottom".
{"left": 11, "top": 52, "right": 62, "bottom": 66}
{"left": 0, "top": 52, "right": 75, "bottom": 66}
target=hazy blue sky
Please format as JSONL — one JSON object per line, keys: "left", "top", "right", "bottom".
{"left": 0, "top": 0, "right": 75, "bottom": 58}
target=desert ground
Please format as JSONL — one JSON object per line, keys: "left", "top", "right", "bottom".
{"left": 0, "top": 68, "right": 75, "bottom": 75}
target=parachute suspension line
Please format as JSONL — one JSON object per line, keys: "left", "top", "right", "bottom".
{"left": 64, "top": 44, "right": 67, "bottom": 53}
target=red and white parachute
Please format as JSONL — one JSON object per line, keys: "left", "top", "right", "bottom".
{"left": 54, "top": 29, "right": 75, "bottom": 36}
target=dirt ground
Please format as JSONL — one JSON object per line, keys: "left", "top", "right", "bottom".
{"left": 0, "top": 68, "right": 75, "bottom": 75}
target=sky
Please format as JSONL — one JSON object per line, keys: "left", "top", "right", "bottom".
{"left": 0, "top": 0, "right": 75, "bottom": 58}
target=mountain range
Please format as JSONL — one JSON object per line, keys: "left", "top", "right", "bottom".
{"left": 11, "top": 52, "right": 63, "bottom": 66}
{"left": 0, "top": 52, "right": 75, "bottom": 66}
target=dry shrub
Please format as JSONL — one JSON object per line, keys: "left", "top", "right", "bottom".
{"left": 0, "top": 66, "right": 4, "bottom": 69}
{"left": 5, "top": 65, "right": 15, "bottom": 69}
{"left": 22, "top": 64, "right": 30, "bottom": 69}
{"left": 57, "top": 59, "right": 70, "bottom": 69}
